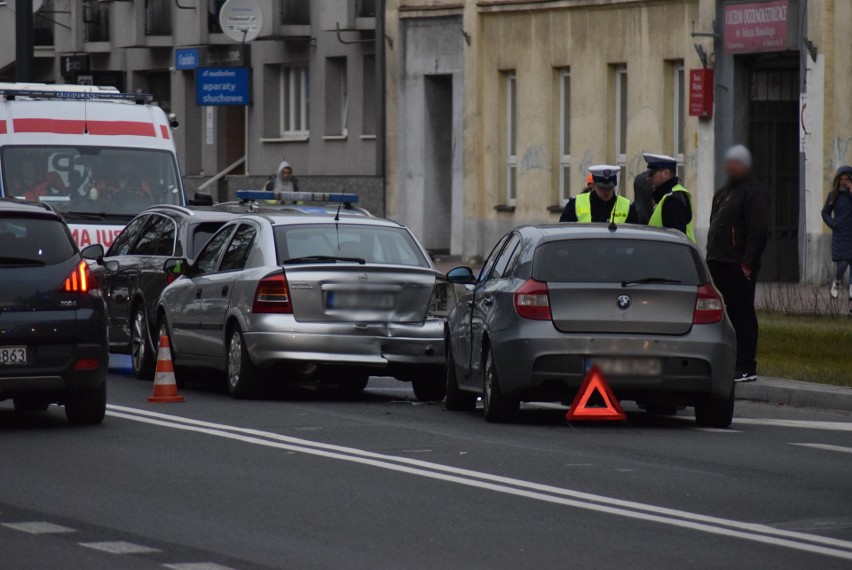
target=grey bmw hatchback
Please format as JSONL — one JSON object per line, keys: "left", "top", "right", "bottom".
{"left": 445, "top": 224, "right": 737, "bottom": 427}
{"left": 0, "top": 199, "right": 107, "bottom": 425}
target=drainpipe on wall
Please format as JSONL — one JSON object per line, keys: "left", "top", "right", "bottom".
{"left": 15, "top": 0, "right": 34, "bottom": 83}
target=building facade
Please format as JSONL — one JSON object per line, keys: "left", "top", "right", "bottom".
{"left": 386, "top": 0, "right": 852, "bottom": 283}
{"left": 1, "top": 0, "right": 385, "bottom": 213}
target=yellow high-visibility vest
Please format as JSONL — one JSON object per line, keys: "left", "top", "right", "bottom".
{"left": 648, "top": 184, "right": 696, "bottom": 242}
{"left": 574, "top": 193, "right": 631, "bottom": 224}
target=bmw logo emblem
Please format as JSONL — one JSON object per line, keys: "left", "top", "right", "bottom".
{"left": 617, "top": 295, "right": 631, "bottom": 310}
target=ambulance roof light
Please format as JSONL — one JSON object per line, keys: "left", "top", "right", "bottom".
{"left": 0, "top": 89, "right": 154, "bottom": 104}
{"left": 235, "top": 190, "right": 359, "bottom": 204}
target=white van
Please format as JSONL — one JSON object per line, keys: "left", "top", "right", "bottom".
{"left": 0, "top": 83, "right": 193, "bottom": 248}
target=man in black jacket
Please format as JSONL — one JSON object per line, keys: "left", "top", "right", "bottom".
{"left": 706, "top": 145, "right": 770, "bottom": 383}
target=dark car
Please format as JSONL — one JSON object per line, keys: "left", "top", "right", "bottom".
{"left": 0, "top": 199, "right": 108, "bottom": 425}
{"left": 85, "top": 205, "right": 237, "bottom": 379}
{"left": 445, "top": 224, "right": 736, "bottom": 427}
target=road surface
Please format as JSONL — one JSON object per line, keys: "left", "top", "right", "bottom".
{"left": 1, "top": 357, "right": 851, "bottom": 569}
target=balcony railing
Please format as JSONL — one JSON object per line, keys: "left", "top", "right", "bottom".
{"left": 84, "top": 1, "right": 110, "bottom": 42}
{"left": 145, "top": 0, "right": 173, "bottom": 36}
{"left": 33, "top": 0, "right": 55, "bottom": 46}
{"left": 280, "top": 0, "right": 310, "bottom": 25}
{"left": 356, "top": 0, "right": 376, "bottom": 18}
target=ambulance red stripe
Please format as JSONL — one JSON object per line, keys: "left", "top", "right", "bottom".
{"left": 13, "top": 118, "right": 157, "bottom": 137}
{"left": 159, "top": 124, "right": 170, "bottom": 139}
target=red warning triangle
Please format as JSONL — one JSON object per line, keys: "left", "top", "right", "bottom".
{"left": 566, "top": 365, "right": 626, "bottom": 421}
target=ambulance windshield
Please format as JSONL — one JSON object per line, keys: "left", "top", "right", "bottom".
{"left": 0, "top": 146, "right": 184, "bottom": 218}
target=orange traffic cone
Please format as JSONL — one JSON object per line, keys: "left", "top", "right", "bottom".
{"left": 148, "top": 335, "right": 185, "bottom": 403}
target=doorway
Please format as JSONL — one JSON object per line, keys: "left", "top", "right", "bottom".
{"left": 747, "top": 64, "right": 799, "bottom": 282}
{"left": 422, "top": 74, "right": 453, "bottom": 254}
{"left": 224, "top": 106, "right": 245, "bottom": 175}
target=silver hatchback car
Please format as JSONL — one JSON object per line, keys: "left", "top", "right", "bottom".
{"left": 445, "top": 224, "right": 737, "bottom": 427}
{"left": 157, "top": 209, "right": 449, "bottom": 400}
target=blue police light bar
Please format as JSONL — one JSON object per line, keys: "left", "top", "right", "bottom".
{"left": 235, "top": 190, "right": 359, "bottom": 204}
{"left": 0, "top": 90, "right": 153, "bottom": 104}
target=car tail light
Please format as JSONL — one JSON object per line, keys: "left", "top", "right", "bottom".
{"left": 73, "top": 358, "right": 100, "bottom": 371}
{"left": 63, "top": 261, "right": 95, "bottom": 293}
{"left": 428, "top": 281, "right": 453, "bottom": 318}
{"left": 253, "top": 272, "right": 292, "bottom": 314}
{"left": 514, "top": 279, "right": 551, "bottom": 320}
{"left": 694, "top": 284, "right": 724, "bottom": 324}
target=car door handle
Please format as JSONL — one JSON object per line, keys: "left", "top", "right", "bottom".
{"left": 195, "top": 288, "right": 202, "bottom": 299}
{"left": 221, "top": 285, "right": 229, "bottom": 297}
{"left": 483, "top": 297, "right": 494, "bottom": 307}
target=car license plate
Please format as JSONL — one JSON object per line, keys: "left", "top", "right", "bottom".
{"left": 0, "top": 346, "right": 27, "bottom": 365}
{"left": 327, "top": 291, "right": 395, "bottom": 310}
{"left": 584, "top": 357, "right": 662, "bottom": 377}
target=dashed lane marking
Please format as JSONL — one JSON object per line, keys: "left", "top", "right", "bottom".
{"left": 80, "top": 541, "right": 161, "bottom": 555}
{"left": 2, "top": 521, "right": 77, "bottom": 534}
{"left": 106, "top": 404, "right": 852, "bottom": 562}
{"left": 163, "top": 562, "right": 234, "bottom": 570}
{"left": 735, "top": 419, "right": 852, "bottom": 432}
{"left": 791, "top": 443, "right": 852, "bottom": 455}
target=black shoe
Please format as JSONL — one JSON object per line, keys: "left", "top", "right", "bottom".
{"left": 734, "top": 370, "right": 757, "bottom": 383}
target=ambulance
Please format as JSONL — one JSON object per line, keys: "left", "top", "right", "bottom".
{"left": 0, "top": 83, "right": 189, "bottom": 248}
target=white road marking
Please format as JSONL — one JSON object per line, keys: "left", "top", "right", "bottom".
{"left": 106, "top": 405, "right": 852, "bottom": 561}
{"left": 163, "top": 562, "right": 234, "bottom": 570}
{"left": 735, "top": 419, "right": 852, "bottom": 432}
{"left": 791, "top": 443, "right": 852, "bottom": 455}
{"left": 80, "top": 541, "right": 161, "bottom": 554}
{"left": 694, "top": 427, "right": 743, "bottom": 433}
{"left": 2, "top": 522, "right": 76, "bottom": 534}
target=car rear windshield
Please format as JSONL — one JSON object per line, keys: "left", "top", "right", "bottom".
{"left": 274, "top": 224, "right": 429, "bottom": 268}
{"left": 532, "top": 239, "right": 704, "bottom": 285}
{"left": 0, "top": 216, "right": 76, "bottom": 266}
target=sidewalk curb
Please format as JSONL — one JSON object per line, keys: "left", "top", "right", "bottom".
{"left": 736, "top": 376, "right": 852, "bottom": 412}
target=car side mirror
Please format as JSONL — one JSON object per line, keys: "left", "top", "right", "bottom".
{"left": 446, "top": 266, "right": 477, "bottom": 285}
{"left": 163, "top": 257, "right": 188, "bottom": 284}
{"left": 81, "top": 244, "right": 105, "bottom": 263}
{"left": 189, "top": 192, "right": 214, "bottom": 206}
{"left": 104, "top": 260, "right": 120, "bottom": 273}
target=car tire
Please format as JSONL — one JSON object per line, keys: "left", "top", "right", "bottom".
{"left": 483, "top": 347, "right": 518, "bottom": 423}
{"left": 445, "top": 344, "right": 476, "bottom": 411}
{"left": 64, "top": 382, "right": 106, "bottom": 425}
{"left": 226, "top": 326, "right": 264, "bottom": 399}
{"left": 412, "top": 373, "right": 447, "bottom": 402}
{"left": 339, "top": 373, "right": 370, "bottom": 394}
{"left": 131, "top": 305, "right": 155, "bottom": 380}
{"left": 695, "top": 386, "right": 735, "bottom": 428}
{"left": 157, "top": 318, "right": 187, "bottom": 387}
{"left": 13, "top": 397, "right": 50, "bottom": 412}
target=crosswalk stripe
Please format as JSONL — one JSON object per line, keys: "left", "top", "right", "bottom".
{"left": 2, "top": 522, "right": 77, "bottom": 534}
{"left": 791, "top": 443, "right": 852, "bottom": 455}
{"left": 79, "top": 541, "right": 161, "bottom": 554}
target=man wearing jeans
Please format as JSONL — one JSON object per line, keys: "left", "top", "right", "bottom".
{"left": 706, "top": 145, "right": 770, "bottom": 383}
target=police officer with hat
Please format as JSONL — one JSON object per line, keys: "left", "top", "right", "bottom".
{"left": 560, "top": 165, "right": 638, "bottom": 224}
{"left": 643, "top": 153, "right": 695, "bottom": 242}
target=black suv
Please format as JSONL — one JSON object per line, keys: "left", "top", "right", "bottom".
{"left": 86, "top": 205, "right": 237, "bottom": 379}
{"left": 0, "top": 199, "right": 107, "bottom": 425}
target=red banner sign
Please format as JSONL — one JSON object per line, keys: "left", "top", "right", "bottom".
{"left": 689, "top": 69, "right": 714, "bottom": 119}
{"left": 724, "top": 0, "right": 789, "bottom": 54}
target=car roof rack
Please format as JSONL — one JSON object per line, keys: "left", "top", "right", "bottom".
{"left": 0, "top": 89, "right": 153, "bottom": 105}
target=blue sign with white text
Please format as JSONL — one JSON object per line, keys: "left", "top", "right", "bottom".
{"left": 196, "top": 67, "right": 250, "bottom": 106}
{"left": 175, "top": 48, "right": 199, "bottom": 70}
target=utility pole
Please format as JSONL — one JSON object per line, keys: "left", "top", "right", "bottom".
{"left": 15, "top": 0, "right": 34, "bottom": 83}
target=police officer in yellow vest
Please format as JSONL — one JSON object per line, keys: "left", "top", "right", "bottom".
{"left": 560, "top": 165, "right": 638, "bottom": 224}
{"left": 643, "top": 153, "right": 696, "bottom": 242}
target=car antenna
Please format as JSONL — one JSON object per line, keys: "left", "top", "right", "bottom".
{"left": 334, "top": 188, "right": 346, "bottom": 222}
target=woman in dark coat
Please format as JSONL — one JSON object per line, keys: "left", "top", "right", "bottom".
{"left": 822, "top": 165, "right": 852, "bottom": 299}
